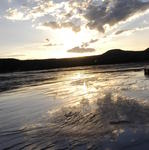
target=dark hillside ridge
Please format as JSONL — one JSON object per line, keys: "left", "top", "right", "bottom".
{"left": 0, "top": 48, "right": 149, "bottom": 73}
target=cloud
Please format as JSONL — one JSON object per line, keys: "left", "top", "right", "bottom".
{"left": 42, "top": 21, "right": 81, "bottom": 32}
{"left": 115, "top": 29, "right": 130, "bottom": 35}
{"left": 4, "top": 0, "right": 85, "bottom": 32}
{"left": 67, "top": 46, "right": 95, "bottom": 53}
{"left": 28, "top": 0, "right": 54, "bottom": 18}
{"left": 5, "top": 0, "right": 55, "bottom": 21}
{"left": 5, "top": 8, "right": 29, "bottom": 20}
{"left": 85, "top": 0, "right": 149, "bottom": 32}
{"left": 115, "top": 26, "right": 149, "bottom": 36}
{"left": 4, "top": 0, "right": 149, "bottom": 34}
{"left": 3, "top": 54, "right": 26, "bottom": 58}
{"left": 81, "top": 38, "right": 99, "bottom": 47}
{"left": 61, "top": 22, "right": 81, "bottom": 32}
{"left": 89, "top": 39, "right": 99, "bottom": 43}
{"left": 44, "top": 43, "right": 63, "bottom": 47}
{"left": 43, "top": 38, "right": 63, "bottom": 47}
{"left": 43, "top": 21, "right": 60, "bottom": 29}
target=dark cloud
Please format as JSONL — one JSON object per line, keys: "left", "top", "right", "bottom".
{"left": 43, "top": 21, "right": 80, "bottom": 32}
{"left": 81, "top": 39, "right": 98, "bottom": 47}
{"left": 115, "top": 29, "right": 130, "bottom": 35}
{"left": 89, "top": 39, "right": 99, "bottom": 43}
{"left": 67, "top": 46, "right": 95, "bottom": 53}
{"left": 115, "top": 25, "right": 149, "bottom": 35}
{"left": 85, "top": 0, "right": 149, "bottom": 32}
{"left": 44, "top": 43, "right": 63, "bottom": 47}
{"left": 61, "top": 22, "right": 81, "bottom": 32}
{"left": 4, "top": 0, "right": 149, "bottom": 33}
{"left": 43, "top": 21, "right": 60, "bottom": 29}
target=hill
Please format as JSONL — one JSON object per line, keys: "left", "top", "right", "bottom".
{"left": 0, "top": 48, "right": 149, "bottom": 73}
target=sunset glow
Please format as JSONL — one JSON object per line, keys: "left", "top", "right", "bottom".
{"left": 0, "top": 0, "right": 149, "bottom": 59}
{"left": 1, "top": 1, "right": 149, "bottom": 149}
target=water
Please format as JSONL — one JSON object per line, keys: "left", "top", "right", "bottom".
{"left": 0, "top": 63, "right": 149, "bottom": 149}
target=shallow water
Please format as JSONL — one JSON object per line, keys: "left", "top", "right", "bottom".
{"left": 0, "top": 63, "right": 149, "bottom": 149}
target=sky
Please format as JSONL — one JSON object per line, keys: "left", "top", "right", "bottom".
{"left": 0, "top": 0, "right": 149, "bottom": 59}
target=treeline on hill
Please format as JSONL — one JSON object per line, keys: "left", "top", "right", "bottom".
{"left": 0, "top": 48, "right": 149, "bottom": 73}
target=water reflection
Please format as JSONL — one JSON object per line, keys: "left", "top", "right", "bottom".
{"left": 1, "top": 93, "right": 149, "bottom": 149}
{"left": 0, "top": 64, "right": 149, "bottom": 149}
{"left": 0, "top": 63, "right": 146, "bottom": 94}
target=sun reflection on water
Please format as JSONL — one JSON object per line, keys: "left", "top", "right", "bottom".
{"left": 1, "top": 66, "right": 149, "bottom": 149}
{"left": 83, "top": 81, "right": 88, "bottom": 94}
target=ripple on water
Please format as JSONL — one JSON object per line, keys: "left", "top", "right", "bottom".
{"left": 1, "top": 93, "right": 149, "bottom": 149}
{"left": 0, "top": 64, "right": 149, "bottom": 149}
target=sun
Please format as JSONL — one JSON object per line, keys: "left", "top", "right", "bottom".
{"left": 39, "top": 27, "right": 99, "bottom": 59}
{"left": 57, "top": 27, "right": 94, "bottom": 50}
{"left": 58, "top": 28, "right": 81, "bottom": 49}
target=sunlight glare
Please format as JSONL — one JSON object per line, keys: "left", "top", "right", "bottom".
{"left": 83, "top": 82, "right": 88, "bottom": 94}
{"left": 58, "top": 27, "right": 94, "bottom": 50}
